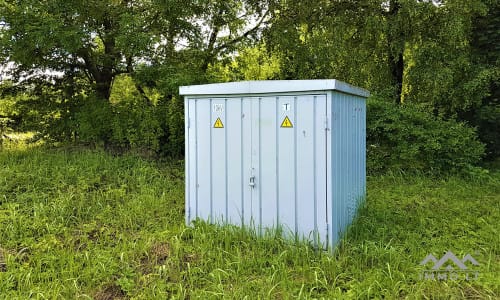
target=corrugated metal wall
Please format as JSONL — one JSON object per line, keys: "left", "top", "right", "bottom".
{"left": 186, "top": 95, "right": 330, "bottom": 244}
{"left": 185, "top": 88, "right": 366, "bottom": 249}
{"left": 329, "top": 91, "right": 366, "bottom": 246}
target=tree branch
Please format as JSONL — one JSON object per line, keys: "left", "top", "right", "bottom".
{"left": 134, "top": 82, "right": 153, "bottom": 106}
{"left": 214, "top": 9, "right": 270, "bottom": 53}
{"left": 123, "top": 55, "right": 153, "bottom": 105}
{"left": 323, "top": 1, "right": 386, "bottom": 18}
{"left": 77, "top": 48, "right": 99, "bottom": 83}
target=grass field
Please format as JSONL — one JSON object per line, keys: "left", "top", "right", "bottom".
{"left": 0, "top": 143, "right": 499, "bottom": 299}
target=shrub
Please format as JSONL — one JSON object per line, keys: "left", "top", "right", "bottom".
{"left": 367, "top": 98, "right": 485, "bottom": 175}
{"left": 74, "top": 95, "right": 164, "bottom": 153}
{"left": 74, "top": 96, "right": 113, "bottom": 146}
{"left": 110, "top": 100, "right": 162, "bottom": 152}
{"left": 160, "top": 95, "right": 184, "bottom": 157}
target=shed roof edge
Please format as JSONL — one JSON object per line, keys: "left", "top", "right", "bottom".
{"left": 179, "top": 79, "right": 370, "bottom": 97}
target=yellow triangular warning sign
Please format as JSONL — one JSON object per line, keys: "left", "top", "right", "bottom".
{"left": 280, "top": 116, "right": 293, "bottom": 128}
{"left": 213, "top": 117, "right": 224, "bottom": 128}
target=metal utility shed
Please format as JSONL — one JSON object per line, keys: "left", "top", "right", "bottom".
{"left": 180, "top": 79, "right": 369, "bottom": 248}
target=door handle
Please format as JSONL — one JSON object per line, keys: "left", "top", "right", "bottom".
{"left": 249, "top": 176, "right": 256, "bottom": 188}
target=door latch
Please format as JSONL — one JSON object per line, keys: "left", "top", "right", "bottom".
{"left": 249, "top": 176, "right": 256, "bottom": 188}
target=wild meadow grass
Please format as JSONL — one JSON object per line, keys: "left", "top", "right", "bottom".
{"left": 0, "top": 143, "right": 498, "bottom": 299}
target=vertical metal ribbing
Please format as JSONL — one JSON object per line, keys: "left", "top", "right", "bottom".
{"left": 357, "top": 99, "right": 360, "bottom": 199}
{"left": 293, "top": 96, "right": 298, "bottom": 236}
{"left": 194, "top": 99, "right": 199, "bottom": 219}
{"left": 326, "top": 92, "right": 331, "bottom": 247}
{"left": 258, "top": 97, "right": 262, "bottom": 231}
{"left": 209, "top": 98, "right": 213, "bottom": 222}
{"left": 185, "top": 98, "right": 190, "bottom": 223}
{"left": 250, "top": 98, "right": 253, "bottom": 225}
{"left": 340, "top": 94, "right": 344, "bottom": 227}
{"left": 275, "top": 97, "right": 280, "bottom": 225}
{"left": 363, "top": 99, "right": 367, "bottom": 200}
{"left": 194, "top": 99, "right": 200, "bottom": 218}
{"left": 240, "top": 98, "right": 244, "bottom": 225}
{"left": 224, "top": 98, "right": 228, "bottom": 222}
{"left": 313, "top": 95, "right": 318, "bottom": 244}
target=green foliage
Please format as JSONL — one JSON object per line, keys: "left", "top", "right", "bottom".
{"left": 459, "top": 2, "right": 500, "bottom": 159}
{"left": 74, "top": 78, "right": 165, "bottom": 154}
{"left": 111, "top": 101, "right": 162, "bottom": 152}
{"left": 367, "top": 98, "right": 485, "bottom": 175}
{"left": 162, "top": 96, "right": 184, "bottom": 157}
{"left": 5, "top": 74, "right": 182, "bottom": 156}
{"left": 0, "top": 146, "right": 498, "bottom": 298}
{"left": 0, "top": 83, "right": 17, "bottom": 144}
{"left": 1, "top": 0, "right": 498, "bottom": 163}
{"left": 73, "top": 96, "right": 113, "bottom": 146}
{"left": 403, "top": 0, "right": 493, "bottom": 113}
{"left": 474, "top": 100, "right": 500, "bottom": 159}
{"left": 207, "top": 43, "right": 282, "bottom": 81}
{"left": 0, "top": 0, "right": 270, "bottom": 155}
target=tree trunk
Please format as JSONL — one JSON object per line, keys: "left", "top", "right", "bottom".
{"left": 387, "top": 0, "right": 404, "bottom": 105}
{"left": 389, "top": 52, "right": 404, "bottom": 104}
{"left": 78, "top": 48, "right": 114, "bottom": 101}
{"left": 95, "top": 76, "right": 113, "bottom": 101}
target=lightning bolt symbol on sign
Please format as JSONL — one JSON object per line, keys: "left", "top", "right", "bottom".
{"left": 213, "top": 117, "right": 224, "bottom": 128}
{"left": 280, "top": 116, "right": 293, "bottom": 128}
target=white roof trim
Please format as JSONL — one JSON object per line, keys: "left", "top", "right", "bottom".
{"left": 179, "top": 79, "right": 370, "bottom": 97}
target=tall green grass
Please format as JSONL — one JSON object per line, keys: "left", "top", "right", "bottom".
{"left": 0, "top": 144, "right": 498, "bottom": 299}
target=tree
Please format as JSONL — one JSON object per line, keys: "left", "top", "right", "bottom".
{"left": 264, "top": 0, "right": 490, "bottom": 107}
{"left": 459, "top": 1, "right": 500, "bottom": 159}
{"left": 0, "top": 0, "right": 271, "bottom": 153}
{"left": 1, "top": 0, "right": 270, "bottom": 96}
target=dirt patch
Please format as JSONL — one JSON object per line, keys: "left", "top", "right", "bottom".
{"left": 183, "top": 253, "right": 198, "bottom": 263}
{"left": 84, "top": 225, "right": 118, "bottom": 246}
{"left": 150, "top": 242, "right": 171, "bottom": 264}
{"left": 71, "top": 235, "right": 88, "bottom": 251}
{"left": 93, "top": 283, "right": 127, "bottom": 300}
{"left": 0, "top": 247, "right": 6, "bottom": 272}
{"left": 139, "top": 242, "right": 172, "bottom": 275}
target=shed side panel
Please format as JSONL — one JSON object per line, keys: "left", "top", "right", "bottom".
{"left": 186, "top": 99, "right": 198, "bottom": 223}
{"left": 211, "top": 98, "right": 227, "bottom": 223}
{"left": 226, "top": 98, "right": 244, "bottom": 225}
{"left": 185, "top": 98, "right": 190, "bottom": 224}
{"left": 295, "top": 95, "right": 328, "bottom": 243}
{"left": 195, "top": 99, "right": 212, "bottom": 221}
{"left": 259, "top": 97, "right": 278, "bottom": 230}
{"left": 242, "top": 98, "right": 253, "bottom": 226}
{"left": 277, "top": 96, "right": 297, "bottom": 235}
{"left": 330, "top": 92, "right": 366, "bottom": 245}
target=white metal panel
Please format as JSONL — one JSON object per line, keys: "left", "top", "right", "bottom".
{"left": 330, "top": 91, "right": 367, "bottom": 247}
{"left": 314, "top": 95, "right": 329, "bottom": 247}
{"left": 277, "top": 96, "right": 296, "bottom": 236}
{"left": 250, "top": 98, "right": 261, "bottom": 229}
{"left": 195, "top": 99, "right": 212, "bottom": 221}
{"left": 226, "top": 98, "right": 244, "bottom": 225}
{"left": 258, "top": 97, "right": 278, "bottom": 230}
{"left": 187, "top": 99, "right": 198, "bottom": 222}
{"left": 184, "top": 98, "right": 190, "bottom": 224}
{"left": 242, "top": 98, "right": 253, "bottom": 227}
{"left": 325, "top": 91, "right": 334, "bottom": 247}
{"left": 211, "top": 98, "right": 227, "bottom": 223}
{"left": 296, "top": 95, "right": 318, "bottom": 241}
